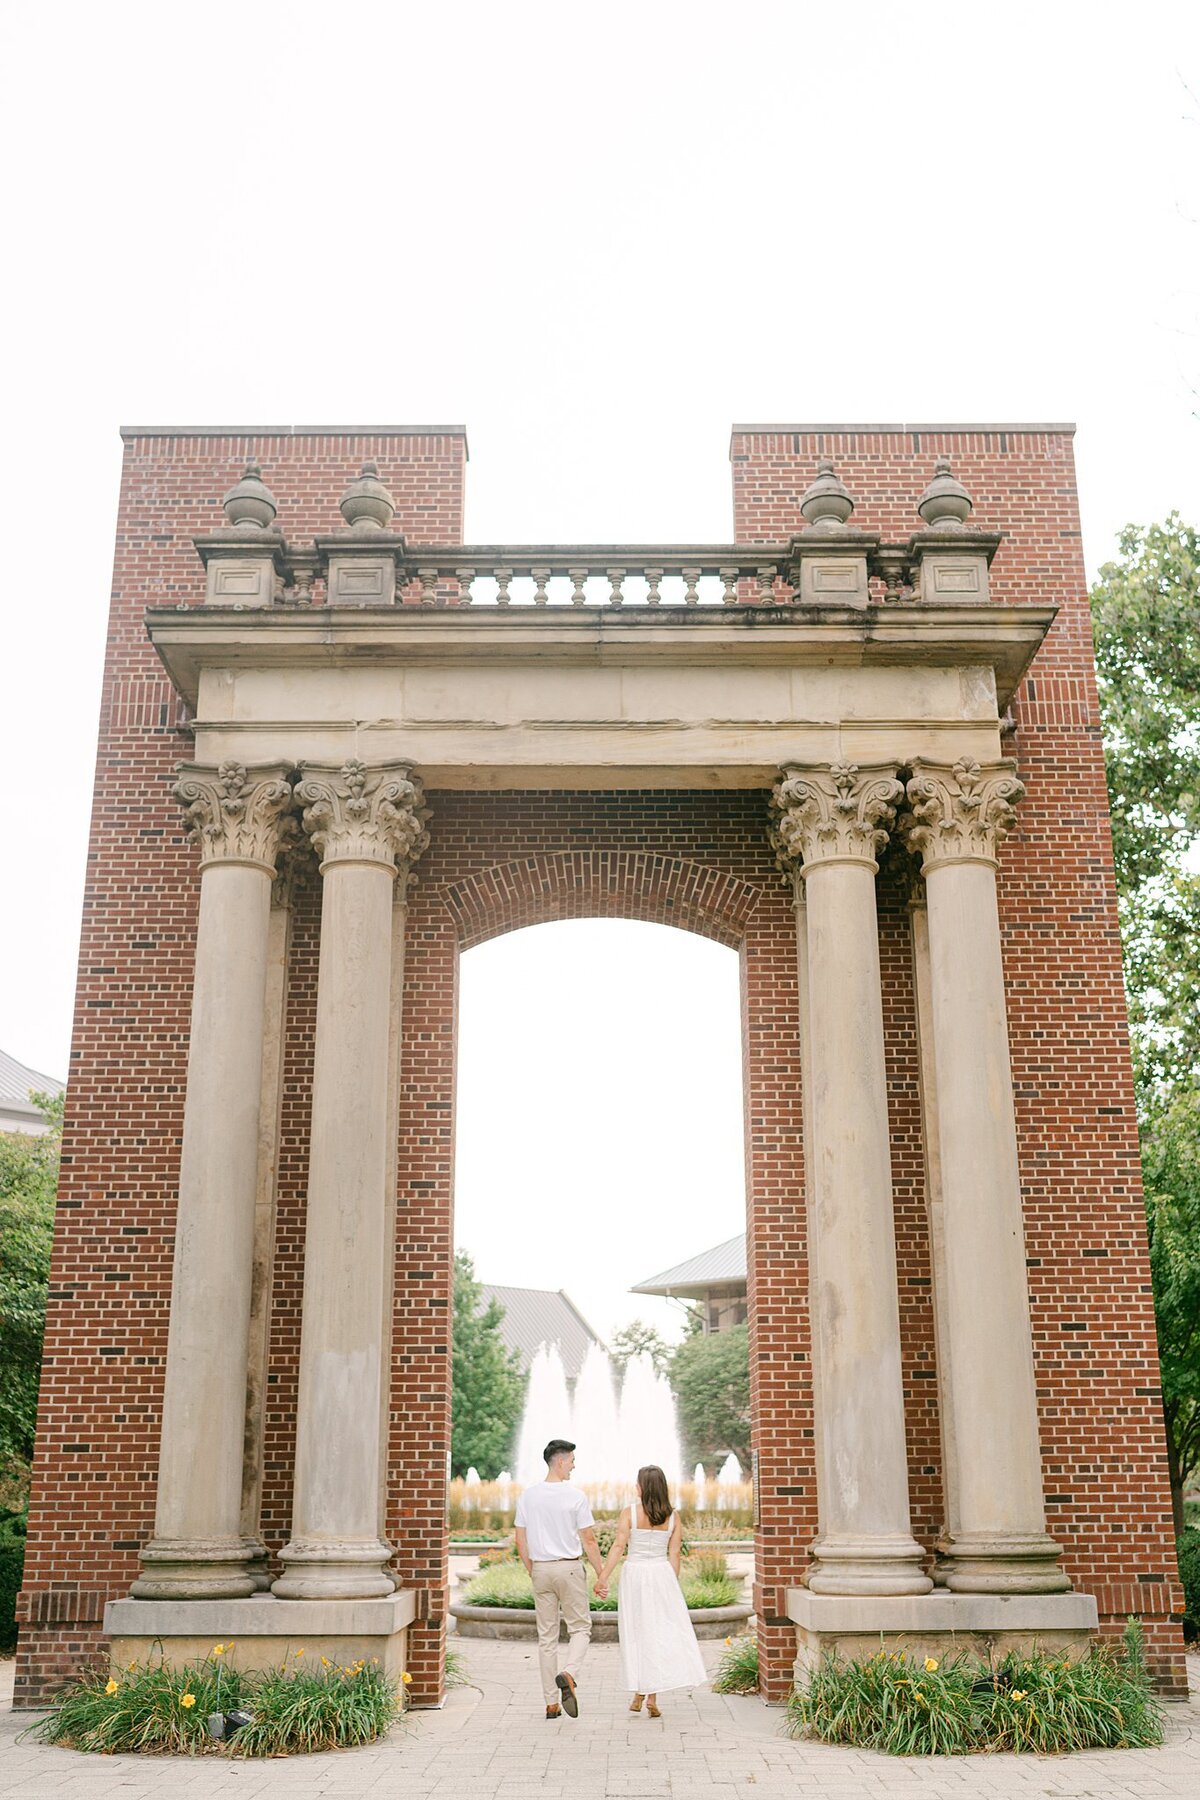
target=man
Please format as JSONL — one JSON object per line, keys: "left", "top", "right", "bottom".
{"left": 515, "top": 1437, "right": 606, "bottom": 1719}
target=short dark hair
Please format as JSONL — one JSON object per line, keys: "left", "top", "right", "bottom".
{"left": 543, "top": 1439, "right": 575, "bottom": 1464}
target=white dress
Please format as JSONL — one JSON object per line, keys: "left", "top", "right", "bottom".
{"left": 617, "top": 1512, "right": 707, "bottom": 1694}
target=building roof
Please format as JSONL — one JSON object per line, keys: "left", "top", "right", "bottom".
{"left": 478, "top": 1284, "right": 601, "bottom": 1381}
{"left": 630, "top": 1232, "right": 747, "bottom": 1299}
{"left": 0, "top": 1047, "right": 65, "bottom": 1123}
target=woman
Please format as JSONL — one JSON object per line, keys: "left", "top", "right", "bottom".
{"left": 596, "top": 1463, "right": 706, "bottom": 1716}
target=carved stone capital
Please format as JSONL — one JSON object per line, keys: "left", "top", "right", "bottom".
{"left": 770, "top": 760, "right": 905, "bottom": 878}
{"left": 900, "top": 757, "right": 1025, "bottom": 871}
{"left": 295, "top": 759, "right": 430, "bottom": 875}
{"left": 172, "top": 761, "right": 296, "bottom": 874}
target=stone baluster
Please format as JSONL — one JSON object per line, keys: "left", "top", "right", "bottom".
{"left": 772, "top": 763, "right": 932, "bottom": 1596}
{"left": 273, "top": 759, "right": 429, "bottom": 1600}
{"left": 132, "top": 762, "right": 295, "bottom": 1598}
{"left": 900, "top": 758, "right": 1069, "bottom": 1592}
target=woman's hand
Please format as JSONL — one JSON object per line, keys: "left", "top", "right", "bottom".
{"left": 668, "top": 1511, "right": 682, "bottom": 1578}
{"left": 597, "top": 1505, "right": 631, "bottom": 1588}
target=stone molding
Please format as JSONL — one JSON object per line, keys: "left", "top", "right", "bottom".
{"left": 295, "top": 758, "right": 430, "bottom": 875}
{"left": 172, "top": 761, "right": 296, "bottom": 874}
{"left": 901, "top": 756, "right": 1024, "bottom": 871}
{"left": 770, "top": 759, "right": 905, "bottom": 877}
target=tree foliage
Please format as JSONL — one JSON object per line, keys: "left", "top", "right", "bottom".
{"left": 669, "top": 1323, "right": 751, "bottom": 1470}
{"left": 450, "top": 1250, "right": 525, "bottom": 1479}
{"left": 1091, "top": 517, "right": 1200, "bottom": 1528}
{"left": 0, "top": 1093, "right": 61, "bottom": 1513}
{"left": 608, "top": 1319, "right": 672, "bottom": 1377}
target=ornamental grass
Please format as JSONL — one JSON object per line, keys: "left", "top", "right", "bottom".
{"left": 26, "top": 1645, "right": 407, "bottom": 1758}
{"left": 460, "top": 1560, "right": 740, "bottom": 1612}
{"left": 712, "top": 1633, "right": 760, "bottom": 1694}
{"left": 786, "top": 1621, "right": 1163, "bottom": 1756}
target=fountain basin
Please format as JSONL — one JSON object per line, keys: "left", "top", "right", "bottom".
{"left": 450, "top": 1600, "right": 752, "bottom": 1641}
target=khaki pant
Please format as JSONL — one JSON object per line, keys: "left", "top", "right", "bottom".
{"left": 531, "top": 1558, "right": 591, "bottom": 1705}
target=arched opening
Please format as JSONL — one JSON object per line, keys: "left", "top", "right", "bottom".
{"left": 449, "top": 916, "right": 752, "bottom": 1590}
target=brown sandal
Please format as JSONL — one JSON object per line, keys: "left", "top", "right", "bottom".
{"left": 647, "top": 1697, "right": 661, "bottom": 1719}
{"left": 629, "top": 1693, "right": 644, "bottom": 1712}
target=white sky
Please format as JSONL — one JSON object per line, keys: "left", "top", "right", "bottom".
{"left": 1, "top": 2, "right": 1197, "bottom": 1328}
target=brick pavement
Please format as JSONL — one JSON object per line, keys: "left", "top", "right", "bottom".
{"left": 2, "top": 1642, "right": 1198, "bottom": 1800}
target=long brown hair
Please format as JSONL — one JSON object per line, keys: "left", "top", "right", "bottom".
{"left": 636, "top": 1464, "right": 671, "bottom": 1527}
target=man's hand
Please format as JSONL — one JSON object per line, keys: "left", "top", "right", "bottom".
{"left": 515, "top": 1525, "right": 533, "bottom": 1576}
{"left": 594, "top": 1579, "right": 609, "bottom": 1600}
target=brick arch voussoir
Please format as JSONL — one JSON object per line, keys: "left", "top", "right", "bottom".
{"left": 440, "top": 851, "right": 766, "bottom": 952}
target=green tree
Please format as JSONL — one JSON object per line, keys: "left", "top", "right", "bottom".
{"left": 0, "top": 1092, "right": 61, "bottom": 1514}
{"left": 450, "top": 1250, "right": 525, "bottom": 1479}
{"left": 608, "top": 1319, "right": 672, "bottom": 1377}
{"left": 669, "top": 1323, "right": 751, "bottom": 1470}
{"left": 1091, "top": 517, "right": 1200, "bottom": 1529}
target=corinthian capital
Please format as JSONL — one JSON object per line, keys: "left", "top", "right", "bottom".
{"left": 900, "top": 757, "right": 1025, "bottom": 870}
{"left": 172, "top": 761, "right": 296, "bottom": 873}
{"left": 770, "top": 760, "right": 905, "bottom": 877}
{"left": 295, "top": 759, "right": 430, "bottom": 874}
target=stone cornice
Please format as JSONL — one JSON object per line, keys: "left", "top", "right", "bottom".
{"left": 172, "top": 762, "right": 296, "bottom": 874}
{"left": 900, "top": 757, "right": 1025, "bottom": 871}
{"left": 294, "top": 759, "right": 430, "bottom": 875}
{"left": 770, "top": 761, "right": 906, "bottom": 877}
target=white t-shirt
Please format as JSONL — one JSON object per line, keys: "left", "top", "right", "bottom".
{"left": 515, "top": 1481, "right": 595, "bottom": 1560}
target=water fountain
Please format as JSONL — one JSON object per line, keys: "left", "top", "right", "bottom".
{"left": 715, "top": 1449, "right": 743, "bottom": 1509}
{"left": 509, "top": 1340, "right": 682, "bottom": 1493}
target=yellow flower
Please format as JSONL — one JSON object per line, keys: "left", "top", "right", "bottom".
{"left": 924, "top": 1657, "right": 939, "bottom": 1672}
{"left": 180, "top": 1693, "right": 196, "bottom": 1709}
{"left": 371, "top": 1656, "right": 379, "bottom": 1665}
{"left": 1011, "top": 1689, "right": 1027, "bottom": 1702}
{"left": 724, "top": 1636, "right": 732, "bottom": 1647}
{"left": 212, "top": 1644, "right": 225, "bottom": 1657}
{"left": 321, "top": 1655, "right": 331, "bottom": 1667}
{"left": 401, "top": 1671, "right": 413, "bottom": 1685}
{"left": 127, "top": 1660, "right": 138, "bottom": 1671}
{"left": 105, "top": 1678, "right": 119, "bottom": 1695}
{"left": 294, "top": 1647, "right": 305, "bottom": 1657}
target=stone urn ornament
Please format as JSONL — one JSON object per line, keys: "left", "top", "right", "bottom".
{"left": 221, "top": 461, "right": 277, "bottom": 530}
{"left": 800, "top": 458, "right": 855, "bottom": 531}
{"left": 340, "top": 460, "right": 396, "bottom": 530}
{"left": 917, "top": 456, "right": 973, "bottom": 529}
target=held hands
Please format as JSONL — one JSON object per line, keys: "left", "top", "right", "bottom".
{"left": 594, "top": 1578, "right": 609, "bottom": 1600}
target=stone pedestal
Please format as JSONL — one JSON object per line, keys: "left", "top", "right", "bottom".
{"left": 106, "top": 1593, "right": 416, "bottom": 1682}
{"left": 788, "top": 1588, "right": 1098, "bottom": 1678}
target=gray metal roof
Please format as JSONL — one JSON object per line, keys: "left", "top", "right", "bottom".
{"left": 0, "top": 1047, "right": 65, "bottom": 1120}
{"left": 478, "top": 1285, "right": 601, "bottom": 1381}
{"left": 630, "top": 1232, "right": 747, "bottom": 1298}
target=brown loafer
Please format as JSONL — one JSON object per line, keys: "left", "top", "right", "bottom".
{"left": 545, "top": 1703, "right": 561, "bottom": 1719}
{"left": 555, "top": 1671, "right": 579, "bottom": 1717}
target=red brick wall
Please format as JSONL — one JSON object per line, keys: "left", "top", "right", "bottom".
{"left": 14, "top": 431, "right": 466, "bottom": 1704}
{"left": 733, "top": 427, "right": 1186, "bottom": 1687}
{"left": 17, "top": 424, "right": 1185, "bottom": 1706}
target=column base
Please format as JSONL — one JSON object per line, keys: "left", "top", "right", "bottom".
{"left": 807, "top": 1532, "right": 934, "bottom": 1596}
{"left": 942, "top": 1531, "right": 1072, "bottom": 1594}
{"left": 106, "top": 1592, "right": 416, "bottom": 1681}
{"left": 272, "top": 1536, "right": 397, "bottom": 1600}
{"left": 130, "top": 1537, "right": 261, "bottom": 1600}
{"left": 788, "top": 1587, "right": 1098, "bottom": 1678}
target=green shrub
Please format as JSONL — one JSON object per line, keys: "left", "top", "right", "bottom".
{"left": 680, "top": 1573, "right": 739, "bottom": 1609}
{"left": 26, "top": 1647, "right": 405, "bottom": 1757}
{"left": 0, "top": 1513, "right": 26, "bottom": 1653}
{"left": 685, "top": 1549, "right": 728, "bottom": 1581}
{"left": 712, "top": 1633, "right": 759, "bottom": 1694}
{"left": 786, "top": 1625, "right": 1163, "bottom": 1756}
{"left": 1176, "top": 1527, "right": 1200, "bottom": 1642}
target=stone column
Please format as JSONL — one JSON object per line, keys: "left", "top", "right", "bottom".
{"left": 901, "top": 758, "right": 1068, "bottom": 1592}
{"left": 274, "top": 759, "right": 429, "bottom": 1600}
{"left": 772, "top": 762, "right": 931, "bottom": 1596}
{"left": 133, "top": 762, "right": 295, "bottom": 1599}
